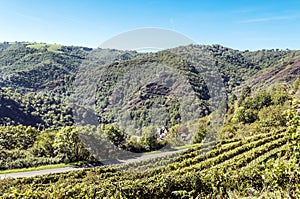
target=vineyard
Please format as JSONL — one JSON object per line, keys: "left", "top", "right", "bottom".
{"left": 0, "top": 126, "right": 298, "bottom": 198}
{"left": 1, "top": 42, "right": 300, "bottom": 198}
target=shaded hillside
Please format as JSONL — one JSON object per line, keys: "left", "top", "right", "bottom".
{"left": 0, "top": 88, "right": 73, "bottom": 129}
{"left": 95, "top": 50, "right": 211, "bottom": 130}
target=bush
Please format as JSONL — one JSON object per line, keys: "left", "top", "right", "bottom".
{"left": 140, "top": 127, "right": 165, "bottom": 151}
{"left": 252, "top": 90, "right": 272, "bottom": 109}
{"left": 0, "top": 157, "right": 61, "bottom": 170}
{"left": 271, "top": 90, "right": 289, "bottom": 105}
{"left": 258, "top": 105, "right": 287, "bottom": 127}
{"left": 232, "top": 107, "right": 257, "bottom": 124}
{"left": 0, "top": 125, "right": 39, "bottom": 150}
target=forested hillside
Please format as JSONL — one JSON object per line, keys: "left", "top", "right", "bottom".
{"left": 95, "top": 44, "right": 299, "bottom": 136}
{"left": 0, "top": 42, "right": 90, "bottom": 92}
{"left": 0, "top": 42, "right": 300, "bottom": 198}
{"left": 0, "top": 42, "right": 141, "bottom": 128}
{"left": 1, "top": 42, "right": 299, "bottom": 129}
{"left": 1, "top": 79, "right": 299, "bottom": 198}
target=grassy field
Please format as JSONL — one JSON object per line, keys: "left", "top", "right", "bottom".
{"left": 27, "top": 43, "right": 62, "bottom": 53}
{"left": 0, "top": 161, "right": 90, "bottom": 174}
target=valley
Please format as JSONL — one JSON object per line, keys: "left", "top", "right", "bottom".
{"left": 0, "top": 42, "right": 299, "bottom": 198}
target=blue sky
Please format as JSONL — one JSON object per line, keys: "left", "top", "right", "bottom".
{"left": 0, "top": 0, "right": 300, "bottom": 50}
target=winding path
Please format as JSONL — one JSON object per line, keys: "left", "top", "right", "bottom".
{"left": 0, "top": 149, "right": 184, "bottom": 179}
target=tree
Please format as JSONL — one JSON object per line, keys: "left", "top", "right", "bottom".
{"left": 252, "top": 90, "right": 271, "bottom": 109}
{"left": 0, "top": 125, "right": 39, "bottom": 150}
{"left": 140, "top": 127, "right": 160, "bottom": 151}
{"left": 31, "top": 131, "right": 56, "bottom": 157}
{"left": 103, "top": 124, "right": 126, "bottom": 148}
{"left": 53, "top": 126, "right": 91, "bottom": 162}
{"left": 271, "top": 90, "right": 288, "bottom": 105}
{"left": 238, "top": 86, "right": 251, "bottom": 106}
{"left": 258, "top": 105, "right": 286, "bottom": 127}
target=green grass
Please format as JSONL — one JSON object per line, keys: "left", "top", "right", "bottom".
{"left": 0, "top": 161, "right": 88, "bottom": 174}
{"left": 27, "top": 43, "right": 62, "bottom": 53}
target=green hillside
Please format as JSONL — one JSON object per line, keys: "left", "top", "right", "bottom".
{"left": 0, "top": 42, "right": 299, "bottom": 130}
{"left": 0, "top": 42, "right": 300, "bottom": 198}
{"left": 1, "top": 79, "right": 300, "bottom": 198}
{"left": 0, "top": 42, "right": 90, "bottom": 92}
{"left": 94, "top": 44, "right": 298, "bottom": 141}
{"left": 0, "top": 42, "right": 141, "bottom": 128}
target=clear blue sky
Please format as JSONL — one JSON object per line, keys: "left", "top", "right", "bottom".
{"left": 1, "top": 0, "right": 300, "bottom": 50}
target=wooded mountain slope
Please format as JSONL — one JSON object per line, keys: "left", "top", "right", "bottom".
{"left": 0, "top": 42, "right": 299, "bottom": 129}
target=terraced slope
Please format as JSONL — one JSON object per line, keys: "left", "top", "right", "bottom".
{"left": 0, "top": 129, "right": 292, "bottom": 198}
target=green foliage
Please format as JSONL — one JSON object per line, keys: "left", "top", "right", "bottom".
{"left": 1, "top": 43, "right": 300, "bottom": 198}
{"left": 264, "top": 157, "right": 299, "bottom": 191}
{"left": 240, "top": 90, "right": 272, "bottom": 110}
{"left": 172, "top": 45, "right": 291, "bottom": 90}
{"left": 96, "top": 50, "right": 210, "bottom": 129}
{"left": 271, "top": 89, "right": 289, "bottom": 105}
{"left": 252, "top": 90, "right": 272, "bottom": 109}
{"left": 0, "top": 42, "right": 143, "bottom": 129}
{"left": 139, "top": 127, "right": 165, "bottom": 151}
{"left": 27, "top": 43, "right": 63, "bottom": 53}
{"left": 53, "top": 126, "right": 93, "bottom": 163}
{"left": 258, "top": 105, "right": 287, "bottom": 127}
{"left": 232, "top": 86, "right": 290, "bottom": 126}
{"left": 240, "top": 86, "right": 251, "bottom": 101}
{"left": 0, "top": 88, "right": 74, "bottom": 129}
{"left": 165, "top": 124, "right": 186, "bottom": 146}
{"left": 284, "top": 99, "right": 300, "bottom": 160}
{"left": 0, "top": 42, "right": 89, "bottom": 92}
{"left": 0, "top": 42, "right": 298, "bottom": 131}
{"left": 124, "top": 136, "right": 144, "bottom": 153}
{"left": 31, "top": 131, "right": 56, "bottom": 157}
{"left": 220, "top": 124, "right": 237, "bottom": 139}
{"left": 221, "top": 83, "right": 292, "bottom": 140}
{"left": 103, "top": 124, "right": 126, "bottom": 148}
{"left": 192, "top": 116, "right": 210, "bottom": 143}
{"left": 0, "top": 129, "right": 297, "bottom": 198}
{"left": 0, "top": 125, "right": 97, "bottom": 170}
{"left": 292, "top": 78, "right": 300, "bottom": 93}
{"left": 232, "top": 106, "right": 257, "bottom": 124}
{"left": 0, "top": 125, "right": 39, "bottom": 150}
